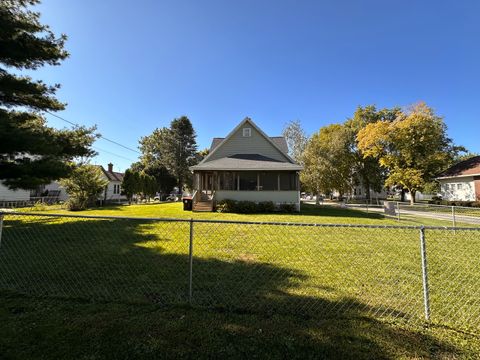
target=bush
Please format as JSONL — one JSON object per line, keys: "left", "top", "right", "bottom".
{"left": 257, "top": 201, "right": 275, "bottom": 213}
{"left": 278, "top": 203, "right": 296, "bottom": 213}
{"left": 216, "top": 199, "right": 236, "bottom": 213}
{"left": 235, "top": 201, "right": 258, "bottom": 214}
{"left": 216, "top": 199, "right": 294, "bottom": 213}
{"left": 65, "top": 197, "right": 87, "bottom": 211}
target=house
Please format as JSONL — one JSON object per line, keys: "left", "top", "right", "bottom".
{"left": 0, "top": 181, "right": 31, "bottom": 207}
{"left": 189, "top": 118, "right": 303, "bottom": 211}
{"left": 99, "top": 163, "right": 126, "bottom": 203}
{"left": 436, "top": 156, "right": 480, "bottom": 202}
{"left": 34, "top": 163, "right": 126, "bottom": 204}
{"left": 350, "top": 178, "right": 387, "bottom": 201}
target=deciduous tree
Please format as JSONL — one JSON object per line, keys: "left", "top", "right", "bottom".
{"left": 357, "top": 102, "right": 463, "bottom": 204}
{"left": 345, "top": 105, "right": 401, "bottom": 201}
{"left": 59, "top": 163, "right": 108, "bottom": 210}
{"left": 301, "top": 124, "right": 354, "bottom": 203}
{"left": 283, "top": 120, "right": 308, "bottom": 165}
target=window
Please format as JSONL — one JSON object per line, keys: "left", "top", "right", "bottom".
{"left": 457, "top": 183, "right": 463, "bottom": 190}
{"left": 242, "top": 127, "right": 251, "bottom": 137}
{"left": 113, "top": 184, "right": 120, "bottom": 194}
{"left": 259, "top": 172, "right": 277, "bottom": 191}
{"left": 445, "top": 184, "right": 450, "bottom": 190}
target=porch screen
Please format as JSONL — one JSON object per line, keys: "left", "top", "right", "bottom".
{"left": 279, "top": 173, "right": 297, "bottom": 191}
{"left": 259, "top": 172, "right": 277, "bottom": 191}
{"left": 220, "top": 172, "right": 235, "bottom": 190}
{"left": 239, "top": 172, "right": 257, "bottom": 191}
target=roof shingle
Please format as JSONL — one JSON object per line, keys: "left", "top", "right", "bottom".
{"left": 437, "top": 156, "right": 480, "bottom": 178}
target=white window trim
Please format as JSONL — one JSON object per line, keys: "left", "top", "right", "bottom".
{"left": 242, "top": 127, "right": 251, "bottom": 137}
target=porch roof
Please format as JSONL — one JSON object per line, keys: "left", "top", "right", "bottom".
{"left": 190, "top": 154, "right": 303, "bottom": 171}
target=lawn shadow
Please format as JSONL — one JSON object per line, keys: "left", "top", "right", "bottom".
{"left": 275, "top": 203, "right": 386, "bottom": 220}
{"left": 0, "top": 215, "right": 459, "bottom": 359}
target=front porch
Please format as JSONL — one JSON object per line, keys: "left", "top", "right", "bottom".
{"left": 192, "top": 170, "right": 301, "bottom": 212}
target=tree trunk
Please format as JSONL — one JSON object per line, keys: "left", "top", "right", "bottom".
{"left": 365, "top": 179, "right": 371, "bottom": 203}
{"left": 401, "top": 189, "right": 406, "bottom": 202}
{"left": 316, "top": 192, "right": 320, "bottom": 206}
{"left": 410, "top": 190, "right": 416, "bottom": 205}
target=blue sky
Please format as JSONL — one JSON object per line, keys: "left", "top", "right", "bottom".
{"left": 34, "top": 0, "right": 480, "bottom": 171}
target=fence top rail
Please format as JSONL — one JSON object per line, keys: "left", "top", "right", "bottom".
{"left": 395, "top": 201, "right": 480, "bottom": 211}
{"left": 2, "top": 210, "right": 480, "bottom": 231}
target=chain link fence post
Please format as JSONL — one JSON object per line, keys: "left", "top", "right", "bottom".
{"left": 452, "top": 206, "right": 456, "bottom": 228}
{"left": 188, "top": 218, "right": 194, "bottom": 304}
{"left": 419, "top": 226, "right": 431, "bottom": 321}
{"left": 0, "top": 213, "right": 4, "bottom": 248}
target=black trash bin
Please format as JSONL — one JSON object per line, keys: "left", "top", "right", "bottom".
{"left": 183, "top": 196, "right": 192, "bottom": 211}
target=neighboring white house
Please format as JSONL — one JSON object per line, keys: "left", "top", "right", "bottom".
{"left": 350, "top": 179, "right": 388, "bottom": 201}
{"left": 189, "top": 117, "right": 303, "bottom": 211}
{"left": 436, "top": 156, "right": 480, "bottom": 202}
{"left": 2, "top": 163, "right": 127, "bottom": 207}
{"left": 0, "top": 181, "right": 31, "bottom": 206}
{"left": 99, "top": 163, "right": 126, "bottom": 202}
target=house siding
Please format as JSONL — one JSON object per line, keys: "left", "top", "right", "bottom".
{"left": 439, "top": 177, "right": 476, "bottom": 201}
{"left": 102, "top": 179, "right": 126, "bottom": 202}
{"left": 474, "top": 178, "right": 480, "bottom": 201}
{"left": 0, "top": 182, "right": 30, "bottom": 201}
{"left": 44, "top": 181, "right": 69, "bottom": 201}
{"left": 208, "top": 124, "right": 290, "bottom": 163}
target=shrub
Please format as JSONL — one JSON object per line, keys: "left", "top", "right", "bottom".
{"left": 216, "top": 199, "right": 283, "bottom": 213}
{"left": 235, "top": 201, "right": 257, "bottom": 214}
{"left": 65, "top": 198, "right": 86, "bottom": 211}
{"left": 278, "top": 203, "right": 296, "bottom": 213}
{"left": 257, "top": 201, "right": 275, "bottom": 213}
{"left": 216, "top": 199, "right": 236, "bottom": 213}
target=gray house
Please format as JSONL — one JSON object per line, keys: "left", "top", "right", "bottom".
{"left": 190, "top": 118, "right": 303, "bottom": 211}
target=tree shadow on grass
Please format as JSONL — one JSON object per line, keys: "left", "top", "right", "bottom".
{"left": 0, "top": 215, "right": 461, "bottom": 359}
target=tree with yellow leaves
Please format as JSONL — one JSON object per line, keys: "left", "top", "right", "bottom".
{"left": 357, "top": 102, "right": 464, "bottom": 204}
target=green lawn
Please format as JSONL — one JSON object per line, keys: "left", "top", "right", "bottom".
{"left": 1, "top": 203, "right": 479, "bottom": 359}
{"left": 20, "top": 201, "right": 479, "bottom": 227}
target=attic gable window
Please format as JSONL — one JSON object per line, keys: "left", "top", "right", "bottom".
{"left": 242, "top": 127, "right": 251, "bottom": 137}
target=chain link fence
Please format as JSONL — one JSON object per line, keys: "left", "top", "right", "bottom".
{"left": 0, "top": 212, "right": 479, "bottom": 334}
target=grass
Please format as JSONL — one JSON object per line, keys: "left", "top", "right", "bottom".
{"left": 19, "top": 201, "right": 479, "bottom": 227}
{"left": 1, "top": 203, "right": 479, "bottom": 358}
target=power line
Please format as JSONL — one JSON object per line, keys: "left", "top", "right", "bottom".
{"left": 45, "top": 111, "right": 141, "bottom": 154}
{"left": 92, "top": 146, "right": 136, "bottom": 162}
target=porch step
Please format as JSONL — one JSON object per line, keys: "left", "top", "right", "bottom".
{"left": 193, "top": 201, "right": 213, "bottom": 212}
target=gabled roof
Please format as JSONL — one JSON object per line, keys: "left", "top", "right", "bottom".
{"left": 97, "top": 166, "right": 124, "bottom": 182}
{"left": 437, "top": 156, "right": 480, "bottom": 179}
{"left": 191, "top": 154, "right": 303, "bottom": 171}
{"left": 196, "top": 117, "right": 297, "bottom": 169}
{"left": 209, "top": 136, "right": 289, "bottom": 155}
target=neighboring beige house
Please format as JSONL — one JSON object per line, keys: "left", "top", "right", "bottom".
{"left": 190, "top": 118, "right": 303, "bottom": 211}
{"left": 436, "top": 156, "right": 480, "bottom": 202}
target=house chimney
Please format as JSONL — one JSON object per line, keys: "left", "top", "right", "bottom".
{"left": 107, "top": 163, "right": 113, "bottom": 172}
